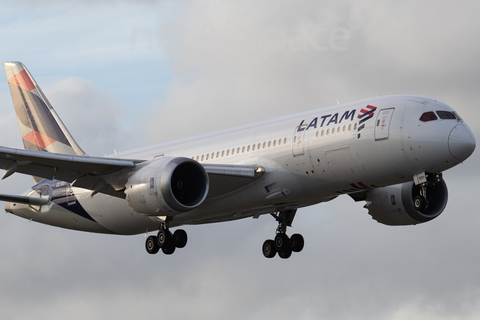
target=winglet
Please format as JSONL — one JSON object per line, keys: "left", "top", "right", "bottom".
{"left": 3, "top": 61, "right": 85, "bottom": 156}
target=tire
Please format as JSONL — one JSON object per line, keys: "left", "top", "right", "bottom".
{"left": 173, "top": 229, "right": 188, "bottom": 248}
{"left": 414, "top": 195, "right": 426, "bottom": 212}
{"left": 290, "top": 233, "right": 304, "bottom": 253}
{"left": 157, "top": 229, "right": 172, "bottom": 248}
{"left": 278, "top": 247, "right": 292, "bottom": 259}
{"left": 162, "top": 244, "right": 176, "bottom": 255}
{"left": 145, "top": 236, "right": 160, "bottom": 254}
{"left": 274, "top": 233, "right": 289, "bottom": 252}
{"left": 262, "top": 239, "right": 276, "bottom": 258}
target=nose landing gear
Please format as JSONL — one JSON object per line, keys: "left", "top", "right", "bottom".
{"left": 414, "top": 193, "right": 426, "bottom": 212}
{"left": 262, "top": 209, "right": 304, "bottom": 259}
{"left": 413, "top": 172, "right": 442, "bottom": 213}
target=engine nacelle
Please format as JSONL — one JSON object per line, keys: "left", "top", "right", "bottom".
{"left": 364, "top": 180, "right": 448, "bottom": 225}
{"left": 125, "top": 157, "right": 209, "bottom": 215}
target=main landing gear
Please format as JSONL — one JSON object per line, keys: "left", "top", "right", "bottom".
{"left": 262, "top": 209, "right": 304, "bottom": 259}
{"left": 145, "top": 218, "right": 188, "bottom": 255}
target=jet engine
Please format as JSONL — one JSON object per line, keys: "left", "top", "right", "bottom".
{"left": 364, "top": 180, "right": 448, "bottom": 225}
{"left": 125, "top": 157, "right": 209, "bottom": 215}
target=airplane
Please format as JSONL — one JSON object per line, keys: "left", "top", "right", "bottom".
{"left": 0, "top": 61, "right": 476, "bottom": 259}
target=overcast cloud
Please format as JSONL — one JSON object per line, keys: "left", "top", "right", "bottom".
{"left": 1, "top": 1, "right": 480, "bottom": 320}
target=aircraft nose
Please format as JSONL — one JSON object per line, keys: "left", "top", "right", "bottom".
{"left": 5, "top": 203, "right": 12, "bottom": 213}
{"left": 448, "top": 124, "right": 476, "bottom": 160}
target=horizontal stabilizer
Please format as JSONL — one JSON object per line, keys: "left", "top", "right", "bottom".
{"left": 0, "top": 193, "right": 49, "bottom": 206}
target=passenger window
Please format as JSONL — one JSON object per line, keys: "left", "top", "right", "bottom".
{"left": 420, "top": 111, "right": 438, "bottom": 122}
{"left": 252, "top": 144, "right": 255, "bottom": 151}
{"left": 247, "top": 145, "right": 251, "bottom": 152}
{"left": 221, "top": 150, "right": 224, "bottom": 157}
{"left": 284, "top": 137, "right": 287, "bottom": 144}
{"left": 263, "top": 142, "right": 266, "bottom": 149}
{"left": 201, "top": 155, "right": 204, "bottom": 161}
{"left": 242, "top": 146, "right": 245, "bottom": 153}
{"left": 321, "top": 130, "right": 324, "bottom": 137}
{"left": 258, "top": 143, "right": 261, "bottom": 149}
{"left": 437, "top": 111, "right": 457, "bottom": 120}
{"left": 273, "top": 140, "right": 276, "bottom": 147}
{"left": 216, "top": 151, "right": 219, "bottom": 158}
{"left": 206, "top": 154, "right": 209, "bottom": 160}
{"left": 354, "top": 123, "right": 357, "bottom": 130}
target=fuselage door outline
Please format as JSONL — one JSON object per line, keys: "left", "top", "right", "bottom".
{"left": 375, "top": 108, "right": 395, "bottom": 141}
{"left": 292, "top": 124, "right": 307, "bottom": 157}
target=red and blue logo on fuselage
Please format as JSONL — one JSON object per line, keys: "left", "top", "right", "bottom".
{"left": 357, "top": 105, "right": 377, "bottom": 139}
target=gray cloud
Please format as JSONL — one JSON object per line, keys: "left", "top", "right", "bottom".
{"left": 145, "top": 0, "right": 480, "bottom": 143}
{"left": 45, "top": 77, "right": 133, "bottom": 155}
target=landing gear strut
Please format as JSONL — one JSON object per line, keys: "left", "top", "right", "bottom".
{"left": 145, "top": 217, "right": 188, "bottom": 255}
{"left": 414, "top": 172, "right": 442, "bottom": 213}
{"left": 262, "top": 209, "right": 304, "bottom": 259}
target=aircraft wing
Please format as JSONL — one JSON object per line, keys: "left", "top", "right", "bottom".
{"left": 0, "top": 146, "right": 263, "bottom": 199}
{"left": 0, "top": 146, "right": 143, "bottom": 197}
{"left": 202, "top": 164, "right": 263, "bottom": 197}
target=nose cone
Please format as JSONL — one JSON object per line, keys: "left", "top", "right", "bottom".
{"left": 5, "top": 203, "right": 12, "bottom": 213}
{"left": 448, "top": 124, "right": 476, "bottom": 160}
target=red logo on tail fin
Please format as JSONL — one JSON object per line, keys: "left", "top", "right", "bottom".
{"left": 23, "top": 130, "right": 56, "bottom": 149}
{"left": 8, "top": 70, "right": 36, "bottom": 91}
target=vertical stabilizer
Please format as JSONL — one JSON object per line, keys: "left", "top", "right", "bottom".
{"left": 3, "top": 61, "right": 85, "bottom": 156}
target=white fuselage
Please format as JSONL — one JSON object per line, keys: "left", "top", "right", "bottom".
{"left": 9, "top": 95, "right": 474, "bottom": 235}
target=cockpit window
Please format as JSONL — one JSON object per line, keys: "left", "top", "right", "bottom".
{"left": 453, "top": 111, "right": 463, "bottom": 121}
{"left": 436, "top": 111, "right": 457, "bottom": 120}
{"left": 420, "top": 111, "right": 438, "bottom": 122}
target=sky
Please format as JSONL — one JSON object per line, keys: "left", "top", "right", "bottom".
{"left": 1, "top": 0, "right": 480, "bottom": 319}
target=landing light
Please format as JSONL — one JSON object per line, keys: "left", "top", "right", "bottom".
{"left": 256, "top": 166, "right": 265, "bottom": 173}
